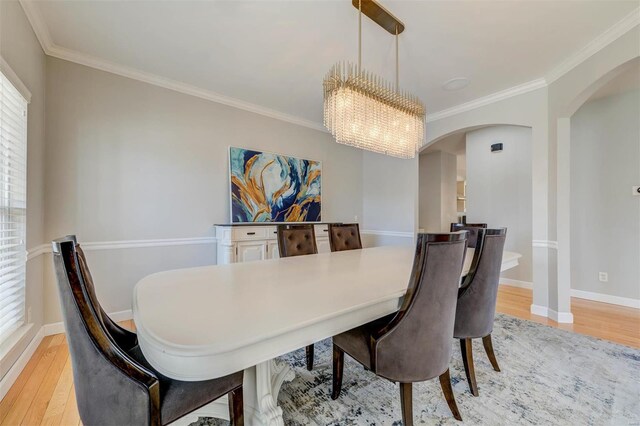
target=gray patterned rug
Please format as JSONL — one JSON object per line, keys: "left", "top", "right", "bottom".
{"left": 194, "top": 314, "right": 640, "bottom": 425}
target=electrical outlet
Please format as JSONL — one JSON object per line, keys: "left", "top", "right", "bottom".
{"left": 598, "top": 272, "right": 608, "bottom": 283}
{"left": 633, "top": 186, "right": 640, "bottom": 196}
{"left": 354, "top": 215, "right": 358, "bottom": 222}
{"left": 27, "top": 307, "right": 32, "bottom": 323}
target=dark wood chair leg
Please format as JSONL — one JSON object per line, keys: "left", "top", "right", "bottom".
{"left": 228, "top": 386, "right": 244, "bottom": 426}
{"left": 306, "top": 344, "right": 314, "bottom": 371}
{"left": 482, "top": 334, "right": 501, "bottom": 372}
{"left": 460, "top": 338, "right": 479, "bottom": 396}
{"left": 438, "top": 369, "right": 462, "bottom": 421}
{"left": 400, "top": 382, "right": 413, "bottom": 426}
{"left": 331, "top": 344, "right": 344, "bottom": 400}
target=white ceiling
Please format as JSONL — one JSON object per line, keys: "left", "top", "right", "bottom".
{"left": 26, "top": 0, "right": 639, "bottom": 126}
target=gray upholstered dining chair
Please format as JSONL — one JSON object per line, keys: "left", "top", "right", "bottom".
{"left": 328, "top": 223, "right": 362, "bottom": 252}
{"left": 331, "top": 232, "right": 468, "bottom": 425}
{"left": 52, "top": 236, "right": 245, "bottom": 426}
{"left": 276, "top": 224, "right": 318, "bottom": 370}
{"left": 454, "top": 228, "right": 507, "bottom": 397}
{"left": 450, "top": 223, "right": 488, "bottom": 248}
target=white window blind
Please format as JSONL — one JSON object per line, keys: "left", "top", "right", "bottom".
{"left": 0, "top": 70, "right": 27, "bottom": 343}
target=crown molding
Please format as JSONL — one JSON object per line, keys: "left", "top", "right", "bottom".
{"left": 545, "top": 7, "right": 640, "bottom": 85}
{"left": 46, "top": 44, "right": 327, "bottom": 132}
{"left": 19, "top": 0, "right": 640, "bottom": 130}
{"left": 0, "top": 56, "right": 32, "bottom": 103}
{"left": 18, "top": 1, "right": 326, "bottom": 133}
{"left": 426, "top": 78, "right": 548, "bottom": 123}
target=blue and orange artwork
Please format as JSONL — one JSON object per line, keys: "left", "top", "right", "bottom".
{"left": 229, "top": 147, "right": 321, "bottom": 222}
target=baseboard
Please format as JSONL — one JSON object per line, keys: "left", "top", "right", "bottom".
{"left": 571, "top": 289, "right": 640, "bottom": 309}
{"left": 0, "top": 326, "right": 44, "bottom": 401}
{"left": 43, "top": 309, "right": 133, "bottom": 336}
{"left": 548, "top": 309, "right": 574, "bottom": 324}
{"left": 500, "top": 278, "right": 533, "bottom": 289}
{"left": 530, "top": 304, "right": 549, "bottom": 317}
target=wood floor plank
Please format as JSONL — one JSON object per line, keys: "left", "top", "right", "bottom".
{"left": 58, "top": 385, "right": 80, "bottom": 426}
{"left": 0, "top": 336, "right": 54, "bottom": 424}
{"left": 19, "top": 342, "right": 69, "bottom": 426}
{"left": 40, "top": 356, "right": 73, "bottom": 426}
{"left": 1, "top": 338, "right": 61, "bottom": 426}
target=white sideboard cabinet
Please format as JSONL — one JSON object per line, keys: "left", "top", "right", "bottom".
{"left": 215, "top": 224, "right": 330, "bottom": 264}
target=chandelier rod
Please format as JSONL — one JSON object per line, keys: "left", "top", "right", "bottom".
{"left": 358, "top": 0, "right": 362, "bottom": 73}
{"left": 395, "top": 25, "right": 399, "bottom": 91}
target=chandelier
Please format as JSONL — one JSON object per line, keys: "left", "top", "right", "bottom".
{"left": 323, "top": 0, "right": 425, "bottom": 159}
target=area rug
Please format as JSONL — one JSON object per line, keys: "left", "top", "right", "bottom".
{"left": 193, "top": 314, "right": 640, "bottom": 425}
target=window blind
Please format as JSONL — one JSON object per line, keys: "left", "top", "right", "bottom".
{"left": 0, "top": 70, "right": 27, "bottom": 343}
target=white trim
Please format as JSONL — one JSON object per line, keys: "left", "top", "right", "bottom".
{"left": 361, "top": 230, "right": 414, "bottom": 238}
{"left": 532, "top": 240, "right": 558, "bottom": 250}
{"left": 546, "top": 7, "right": 640, "bottom": 84}
{"left": 571, "top": 289, "right": 640, "bottom": 309}
{"left": 18, "top": 0, "right": 325, "bottom": 133}
{"left": 499, "top": 278, "right": 533, "bottom": 289}
{"left": 43, "top": 309, "right": 133, "bottom": 337}
{"left": 26, "top": 237, "right": 217, "bottom": 260}
{"left": 548, "top": 309, "right": 574, "bottom": 324}
{"left": 530, "top": 304, "right": 549, "bottom": 317}
{"left": 0, "top": 57, "right": 32, "bottom": 103}
{"left": 81, "top": 237, "right": 217, "bottom": 251}
{"left": 26, "top": 243, "right": 49, "bottom": 261}
{"left": 426, "top": 79, "right": 548, "bottom": 123}
{"left": 0, "top": 325, "right": 42, "bottom": 401}
{"left": 18, "top": 1, "right": 640, "bottom": 133}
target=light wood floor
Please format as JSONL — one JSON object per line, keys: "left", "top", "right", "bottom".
{"left": 1, "top": 285, "right": 639, "bottom": 425}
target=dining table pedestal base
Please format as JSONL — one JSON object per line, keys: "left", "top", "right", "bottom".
{"left": 169, "top": 359, "right": 295, "bottom": 426}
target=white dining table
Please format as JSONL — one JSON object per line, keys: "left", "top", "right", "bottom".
{"left": 133, "top": 245, "right": 521, "bottom": 426}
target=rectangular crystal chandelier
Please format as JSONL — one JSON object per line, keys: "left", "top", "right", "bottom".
{"left": 323, "top": 0, "right": 425, "bottom": 159}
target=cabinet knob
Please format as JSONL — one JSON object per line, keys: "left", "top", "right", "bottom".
{"left": 247, "top": 232, "right": 256, "bottom": 235}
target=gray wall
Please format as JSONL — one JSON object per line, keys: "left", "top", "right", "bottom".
{"left": 43, "top": 57, "right": 363, "bottom": 323}
{"left": 418, "top": 151, "right": 458, "bottom": 232}
{"left": 0, "top": 0, "right": 46, "bottom": 377}
{"left": 362, "top": 151, "right": 417, "bottom": 235}
{"left": 466, "top": 125, "right": 533, "bottom": 283}
{"left": 570, "top": 90, "right": 640, "bottom": 300}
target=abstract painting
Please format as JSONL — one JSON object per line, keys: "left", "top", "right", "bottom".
{"left": 229, "top": 147, "right": 321, "bottom": 223}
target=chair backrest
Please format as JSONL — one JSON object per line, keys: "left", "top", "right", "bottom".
{"left": 450, "top": 223, "right": 487, "bottom": 248}
{"left": 67, "top": 236, "right": 138, "bottom": 351}
{"left": 52, "top": 238, "right": 160, "bottom": 425}
{"left": 371, "top": 232, "right": 468, "bottom": 383}
{"left": 277, "top": 224, "right": 317, "bottom": 257}
{"left": 328, "top": 223, "right": 362, "bottom": 252}
{"left": 454, "top": 228, "right": 507, "bottom": 338}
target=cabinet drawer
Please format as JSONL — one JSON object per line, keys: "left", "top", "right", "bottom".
{"left": 315, "top": 224, "right": 329, "bottom": 236}
{"left": 232, "top": 227, "right": 271, "bottom": 240}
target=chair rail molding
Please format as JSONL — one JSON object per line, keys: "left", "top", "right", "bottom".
{"left": 361, "top": 230, "right": 414, "bottom": 238}
{"left": 26, "top": 237, "right": 217, "bottom": 260}
{"left": 532, "top": 240, "right": 558, "bottom": 250}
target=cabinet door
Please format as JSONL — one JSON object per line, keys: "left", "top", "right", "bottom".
{"left": 317, "top": 238, "right": 330, "bottom": 254}
{"left": 237, "top": 241, "right": 267, "bottom": 263}
{"left": 267, "top": 241, "right": 279, "bottom": 259}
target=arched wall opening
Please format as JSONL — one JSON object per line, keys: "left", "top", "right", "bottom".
{"left": 556, "top": 57, "right": 640, "bottom": 313}
{"left": 419, "top": 122, "right": 537, "bottom": 299}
